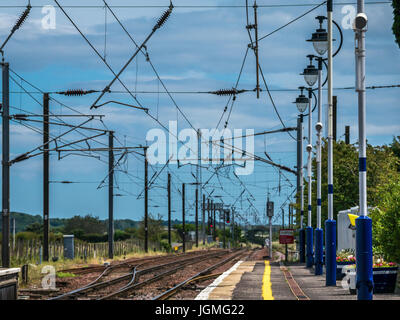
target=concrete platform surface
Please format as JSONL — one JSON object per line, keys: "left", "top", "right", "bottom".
{"left": 195, "top": 259, "right": 400, "bottom": 300}
{"left": 288, "top": 263, "right": 400, "bottom": 300}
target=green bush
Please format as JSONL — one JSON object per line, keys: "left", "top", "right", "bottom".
{"left": 114, "top": 230, "right": 131, "bottom": 241}
{"left": 16, "top": 231, "right": 39, "bottom": 240}
{"left": 370, "top": 176, "right": 400, "bottom": 262}
{"left": 80, "top": 233, "right": 107, "bottom": 243}
{"left": 161, "top": 239, "right": 171, "bottom": 252}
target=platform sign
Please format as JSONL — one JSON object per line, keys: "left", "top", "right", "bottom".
{"left": 267, "top": 201, "right": 274, "bottom": 217}
{"left": 279, "top": 229, "right": 294, "bottom": 244}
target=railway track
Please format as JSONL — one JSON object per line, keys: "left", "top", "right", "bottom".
{"left": 50, "top": 249, "right": 229, "bottom": 300}
{"left": 153, "top": 249, "right": 250, "bottom": 300}
{"left": 58, "top": 250, "right": 210, "bottom": 275}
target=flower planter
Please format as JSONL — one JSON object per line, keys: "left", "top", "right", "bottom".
{"left": 336, "top": 261, "right": 355, "bottom": 280}
{"left": 373, "top": 266, "right": 398, "bottom": 294}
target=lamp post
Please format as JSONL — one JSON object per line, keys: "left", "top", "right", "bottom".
{"left": 315, "top": 56, "right": 324, "bottom": 275}
{"left": 294, "top": 87, "right": 308, "bottom": 264}
{"left": 306, "top": 6, "right": 343, "bottom": 285}
{"left": 305, "top": 87, "right": 314, "bottom": 268}
{"left": 297, "top": 113, "right": 305, "bottom": 263}
{"left": 354, "top": 2, "right": 372, "bottom": 300}
{"left": 301, "top": 54, "right": 324, "bottom": 275}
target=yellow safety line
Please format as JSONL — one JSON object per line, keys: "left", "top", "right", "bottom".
{"left": 262, "top": 260, "right": 274, "bottom": 300}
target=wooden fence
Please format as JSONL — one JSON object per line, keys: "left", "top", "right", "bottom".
{"left": 2, "top": 238, "right": 162, "bottom": 265}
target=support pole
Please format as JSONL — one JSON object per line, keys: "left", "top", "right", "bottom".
{"left": 345, "top": 125, "right": 350, "bottom": 144}
{"left": 269, "top": 216, "right": 273, "bottom": 259}
{"left": 315, "top": 58, "right": 324, "bottom": 275}
{"left": 325, "top": 0, "right": 337, "bottom": 286}
{"left": 298, "top": 114, "right": 305, "bottom": 263}
{"left": 202, "top": 194, "right": 206, "bottom": 245}
{"left": 12, "top": 218, "right": 15, "bottom": 250}
{"left": 168, "top": 173, "right": 171, "bottom": 246}
{"left": 232, "top": 208, "right": 235, "bottom": 246}
{"left": 213, "top": 203, "right": 216, "bottom": 241}
{"left": 108, "top": 131, "right": 114, "bottom": 259}
{"left": 223, "top": 210, "right": 226, "bottom": 249}
{"left": 207, "top": 199, "right": 210, "bottom": 236}
{"left": 254, "top": 1, "right": 260, "bottom": 98}
{"left": 196, "top": 129, "right": 202, "bottom": 246}
{"left": 182, "top": 183, "right": 185, "bottom": 253}
{"left": 1, "top": 62, "right": 10, "bottom": 268}
{"left": 43, "top": 93, "right": 50, "bottom": 262}
{"left": 333, "top": 95, "right": 337, "bottom": 141}
{"left": 144, "top": 147, "right": 148, "bottom": 253}
{"left": 306, "top": 88, "right": 314, "bottom": 268}
{"left": 195, "top": 188, "right": 198, "bottom": 247}
{"left": 355, "top": 0, "right": 373, "bottom": 300}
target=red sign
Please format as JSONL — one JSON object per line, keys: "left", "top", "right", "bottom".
{"left": 279, "top": 229, "right": 294, "bottom": 244}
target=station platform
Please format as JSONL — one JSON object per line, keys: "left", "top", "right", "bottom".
{"left": 195, "top": 255, "right": 400, "bottom": 300}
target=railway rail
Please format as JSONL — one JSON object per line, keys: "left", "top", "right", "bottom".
{"left": 58, "top": 250, "right": 210, "bottom": 275}
{"left": 153, "top": 249, "right": 250, "bottom": 300}
{"left": 50, "top": 249, "right": 230, "bottom": 300}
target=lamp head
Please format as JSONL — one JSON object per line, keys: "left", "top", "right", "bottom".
{"left": 294, "top": 94, "right": 309, "bottom": 113}
{"left": 306, "top": 16, "right": 335, "bottom": 56}
{"left": 301, "top": 64, "right": 318, "bottom": 87}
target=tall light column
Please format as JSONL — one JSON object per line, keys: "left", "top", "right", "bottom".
{"left": 315, "top": 58, "right": 324, "bottom": 275}
{"left": 354, "top": 1, "right": 372, "bottom": 300}
{"left": 306, "top": 89, "right": 314, "bottom": 268}
{"left": 1, "top": 61, "right": 10, "bottom": 268}
{"left": 294, "top": 88, "right": 308, "bottom": 264}
{"left": 325, "top": 0, "right": 337, "bottom": 286}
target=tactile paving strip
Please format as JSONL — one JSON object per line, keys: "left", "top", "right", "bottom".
{"left": 280, "top": 263, "right": 310, "bottom": 300}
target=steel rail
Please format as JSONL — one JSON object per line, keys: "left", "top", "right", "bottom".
{"left": 50, "top": 250, "right": 227, "bottom": 300}
{"left": 98, "top": 250, "right": 231, "bottom": 300}
{"left": 153, "top": 249, "right": 247, "bottom": 300}
{"left": 58, "top": 251, "right": 197, "bottom": 275}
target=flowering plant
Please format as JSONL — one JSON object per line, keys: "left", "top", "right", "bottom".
{"left": 373, "top": 258, "right": 398, "bottom": 268}
{"left": 336, "top": 255, "right": 356, "bottom": 263}
{"left": 336, "top": 249, "right": 356, "bottom": 263}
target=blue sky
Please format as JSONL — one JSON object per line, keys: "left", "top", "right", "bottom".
{"left": 0, "top": 0, "right": 399, "bottom": 227}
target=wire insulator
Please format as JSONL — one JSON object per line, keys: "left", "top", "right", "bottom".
{"left": 212, "top": 88, "right": 238, "bottom": 96}
{"left": 13, "top": 114, "right": 28, "bottom": 120}
{"left": 13, "top": 153, "right": 29, "bottom": 163}
{"left": 12, "top": 4, "right": 31, "bottom": 32}
{"left": 57, "top": 89, "right": 97, "bottom": 96}
{"left": 153, "top": 2, "right": 174, "bottom": 31}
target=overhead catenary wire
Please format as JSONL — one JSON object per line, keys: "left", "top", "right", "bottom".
{"left": 2, "top": 0, "right": 363, "bottom": 224}
{"left": 258, "top": 1, "right": 327, "bottom": 42}
{"left": 0, "top": 2, "right": 390, "bottom": 8}
{"left": 90, "top": 1, "right": 174, "bottom": 109}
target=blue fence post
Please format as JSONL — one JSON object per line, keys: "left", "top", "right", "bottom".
{"left": 356, "top": 216, "right": 373, "bottom": 300}
{"left": 306, "top": 226, "right": 314, "bottom": 268}
{"left": 325, "top": 219, "right": 336, "bottom": 285}
{"left": 314, "top": 228, "right": 324, "bottom": 275}
{"left": 299, "top": 228, "right": 306, "bottom": 263}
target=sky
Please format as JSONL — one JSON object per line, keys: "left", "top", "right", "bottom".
{"left": 0, "top": 0, "right": 399, "bottom": 227}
